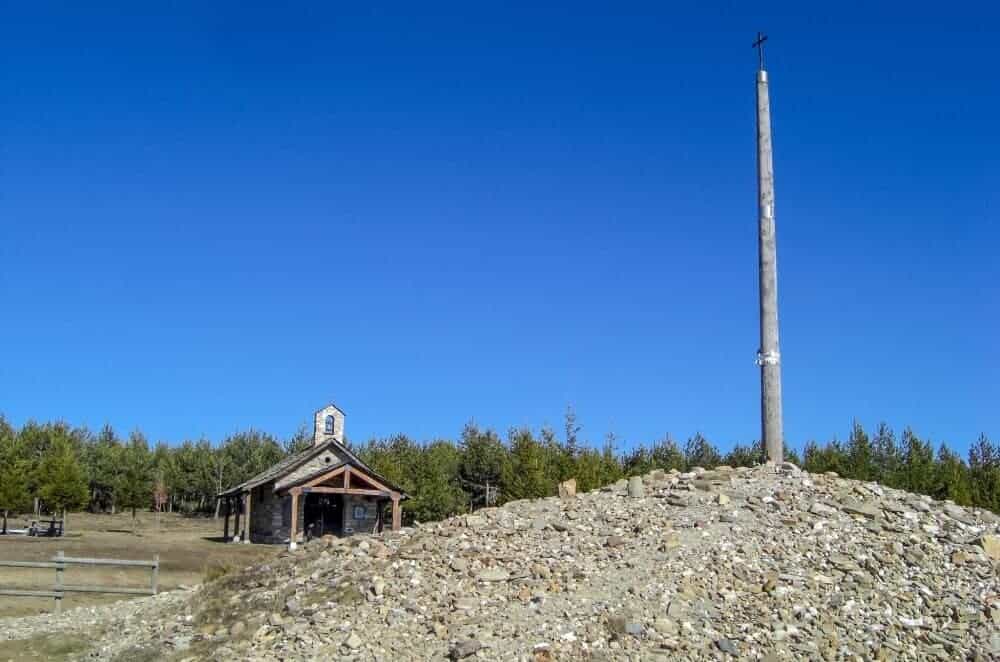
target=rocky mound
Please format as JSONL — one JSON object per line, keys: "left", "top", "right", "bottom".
{"left": 9, "top": 463, "right": 1000, "bottom": 660}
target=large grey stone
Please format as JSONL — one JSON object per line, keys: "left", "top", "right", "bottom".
{"left": 809, "top": 502, "right": 838, "bottom": 517}
{"left": 449, "top": 640, "right": 482, "bottom": 659}
{"left": 476, "top": 568, "right": 510, "bottom": 582}
{"left": 839, "top": 498, "right": 880, "bottom": 519}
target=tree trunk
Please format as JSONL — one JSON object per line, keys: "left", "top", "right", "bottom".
{"left": 213, "top": 496, "right": 221, "bottom": 519}
{"left": 2, "top": 509, "right": 7, "bottom": 535}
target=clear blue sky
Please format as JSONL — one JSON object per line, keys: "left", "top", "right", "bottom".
{"left": 1, "top": 3, "right": 997, "bottom": 454}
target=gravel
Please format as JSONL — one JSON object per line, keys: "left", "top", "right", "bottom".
{"left": 3, "top": 463, "right": 998, "bottom": 661}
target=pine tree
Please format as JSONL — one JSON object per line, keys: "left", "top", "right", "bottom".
{"left": 220, "top": 429, "right": 285, "bottom": 487}
{"left": 900, "top": 428, "right": 935, "bottom": 495}
{"left": 115, "top": 431, "right": 154, "bottom": 520}
{"left": 650, "top": 435, "right": 686, "bottom": 471}
{"left": 724, "top": 441, "right": 763, "bottom": 468}
{"left": 357, "top": 434, "right": 421, "bottom": 495}
{"left": 37, "top": 433, "right": 89, "bottom": 522}
{"left": 87, "top": 424, "right": 124, "bottom": 512}
{"left": 198, "top": 440, "right": 224, "bottom": 514}
{"left": 407, "top": 441, "right": 466, "bottom": 523}
{"left": 539, "top": 426, "right": 574, "bottom": 483}
{"left": 968, "top": 434, "right": 999, "bottom": 512}
{"left": 846, "top": 420, "right": 875, "bottom": 482}
{"left": 0, "top": 418, "right": 30, "bottom": 533}
{"left": 563, "top": 406, "right": 581, "bottom": 459}
{"left": 573, "top": 448, "right": 604, "bottom": 492}
{"left": 783, "top": 445, "right": 802, "bottom": 466}
{"left": 168, "top": 440, "right": 201, "bottom": 511}
{"left": 599, "top": 438, "right": 624, "bottom": 485}
{"left": 152, "top": 441, "right": 176, "bottom": 513}
{"left": 623, "top": 446, "right": 653, "bottom": 477}
{"left": 934, "top": 444, "right": 972, "bottom": 506}
{"left": 503, "top": 428, "right": 552, "bottom": 501}
{"left": 458, "top": 423, "right": 509, "bottom": 506}
{"left": 802, "top": 439, "right": 848, "bottom": 475}
{"left": 684, "top": 433, "right": 722, "bottom": 470}
{"left": 872, "top": 423, "right": 901, "bottom": 487}
{"left": 283, "top": 423, "right": 314, "bottom": 455}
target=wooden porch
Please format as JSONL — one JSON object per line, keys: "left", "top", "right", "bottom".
{"left": 220, "top": 463, "right": 402, "bottom": 547}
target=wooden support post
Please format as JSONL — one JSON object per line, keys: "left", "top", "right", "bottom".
{"left": 345, "top": 466, "right": 351, "bottom": 489}
{"left": 233, "top": 496, "right": 241, "bottom": 542}
{"left": 54, "top": 550, "right": 64, "bottom": 614}
{"left": 243, "top": 490, "right": 253, "bottom": 545}
{"left": 243, "top": 490, "right": 252, "bottom": 544}
{"left": 289, "top": 489, "right": 300, "bottom": 550}
{"left": 391, "top": 493, "right": 401, "bottom": 532}
{"left": 223, "top": 498, "right": 230, "bottom": 541}
{"left": 151, "top": 554, "right": 159, "bottom": 594}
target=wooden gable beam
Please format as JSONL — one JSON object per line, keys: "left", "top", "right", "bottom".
{"left": 301, "top": 465, "right": 347, "bottom": 488}
{"left": 345, "top": 466, "right": 395, "bottom": 495}
{"left": 300, "top": 486, "right": 391, "bottom": 497}
{"left": 288, "top": 462, "right": 402, "bottom": 498}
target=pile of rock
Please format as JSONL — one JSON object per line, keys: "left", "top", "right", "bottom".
{"left": 4, "top": 463, "right": 999, "bottom": 660}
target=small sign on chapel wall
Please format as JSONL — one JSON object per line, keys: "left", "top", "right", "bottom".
{"left": 353, "top": 505, "right": 367, "bottom": 519}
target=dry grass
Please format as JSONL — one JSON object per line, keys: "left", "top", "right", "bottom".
{"left": 0, "top": 510, "right": 279, "bottom": 619}
{"left": 0, "top": 633, "right": 91, "bottom": 662}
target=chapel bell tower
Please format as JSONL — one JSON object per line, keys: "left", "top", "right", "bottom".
{"left": 313, "top": 403, "right": 346, "bottom": 446}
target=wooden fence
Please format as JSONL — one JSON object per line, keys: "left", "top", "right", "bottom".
{"left": 0, "top": 550, "right": 159, "bottom": 613}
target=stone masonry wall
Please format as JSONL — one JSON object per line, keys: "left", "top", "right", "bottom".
{"left": 275, "top": 446, "right": 353, "bottom": 491}
{"left": 249, "top": 484, "right": 380, "bottom": 542}
{"left": 342, "top": 495, "right": 382, "bottom": 535}
{"left": 313, "top": 405, "right": 345, "bottom": 446}
{"left": 250, "top": 481, "right": 292, "bottom": 544}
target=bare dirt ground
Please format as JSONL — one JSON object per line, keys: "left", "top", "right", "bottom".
{"left": 0, "top": 511, "right": 279, "bottom": 620}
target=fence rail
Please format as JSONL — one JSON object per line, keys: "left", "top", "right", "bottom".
{"left": 0, "top": 551, "right": 159, "bottom": 613}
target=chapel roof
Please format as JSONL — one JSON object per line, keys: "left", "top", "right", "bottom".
{"left": 218, "top": 439, "right": 406, "bottom": 498}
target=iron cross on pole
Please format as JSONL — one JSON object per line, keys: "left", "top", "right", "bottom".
{"left": 753, "top": 32, "right": 768, "bottom": 71}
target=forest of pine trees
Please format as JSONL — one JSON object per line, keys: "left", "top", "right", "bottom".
{"left": 0, "top": 411, "right": 996, "bottom": 531}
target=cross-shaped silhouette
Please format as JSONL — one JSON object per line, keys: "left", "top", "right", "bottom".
{"left": 753, "top": 32, "right": 768, "bottom": 71}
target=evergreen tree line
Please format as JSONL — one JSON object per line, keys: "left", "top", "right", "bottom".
{"left": 0, "top": 412, "right": 997, "bottom": 533}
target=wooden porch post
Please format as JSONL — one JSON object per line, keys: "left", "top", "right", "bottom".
{"left": 233, "top": 496, "right": 241, "bottom": 542}
{"left": 243, "top": 489, "right": 252, "bottom": 544}
{"left": 289, "top": 488, "right": 300, "bottom": 550}
{"left": 391, "top": 492, "right": 401, "bottom": 532}
{"left": 223, "top": 497, "right": 230, "bottom": 541}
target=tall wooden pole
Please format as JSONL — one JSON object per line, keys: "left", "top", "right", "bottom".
{"left": 754, "top": 33, "right": 784, "bottom": 463}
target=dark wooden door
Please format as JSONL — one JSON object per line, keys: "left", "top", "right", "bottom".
{"left": 304, "top": 494, "right": 343, "bottom": 537}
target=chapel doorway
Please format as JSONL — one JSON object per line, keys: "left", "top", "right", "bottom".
{"left": 303, "top": 493, "right": 343, "bottom": 538}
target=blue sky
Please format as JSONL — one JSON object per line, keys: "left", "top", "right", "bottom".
{"left": 1, "top": 3, "right": 997, "bottom": 454}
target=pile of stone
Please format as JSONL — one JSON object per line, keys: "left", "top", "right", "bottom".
{"left": 4, "top": 463, "right": 999, "bottom": 660}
